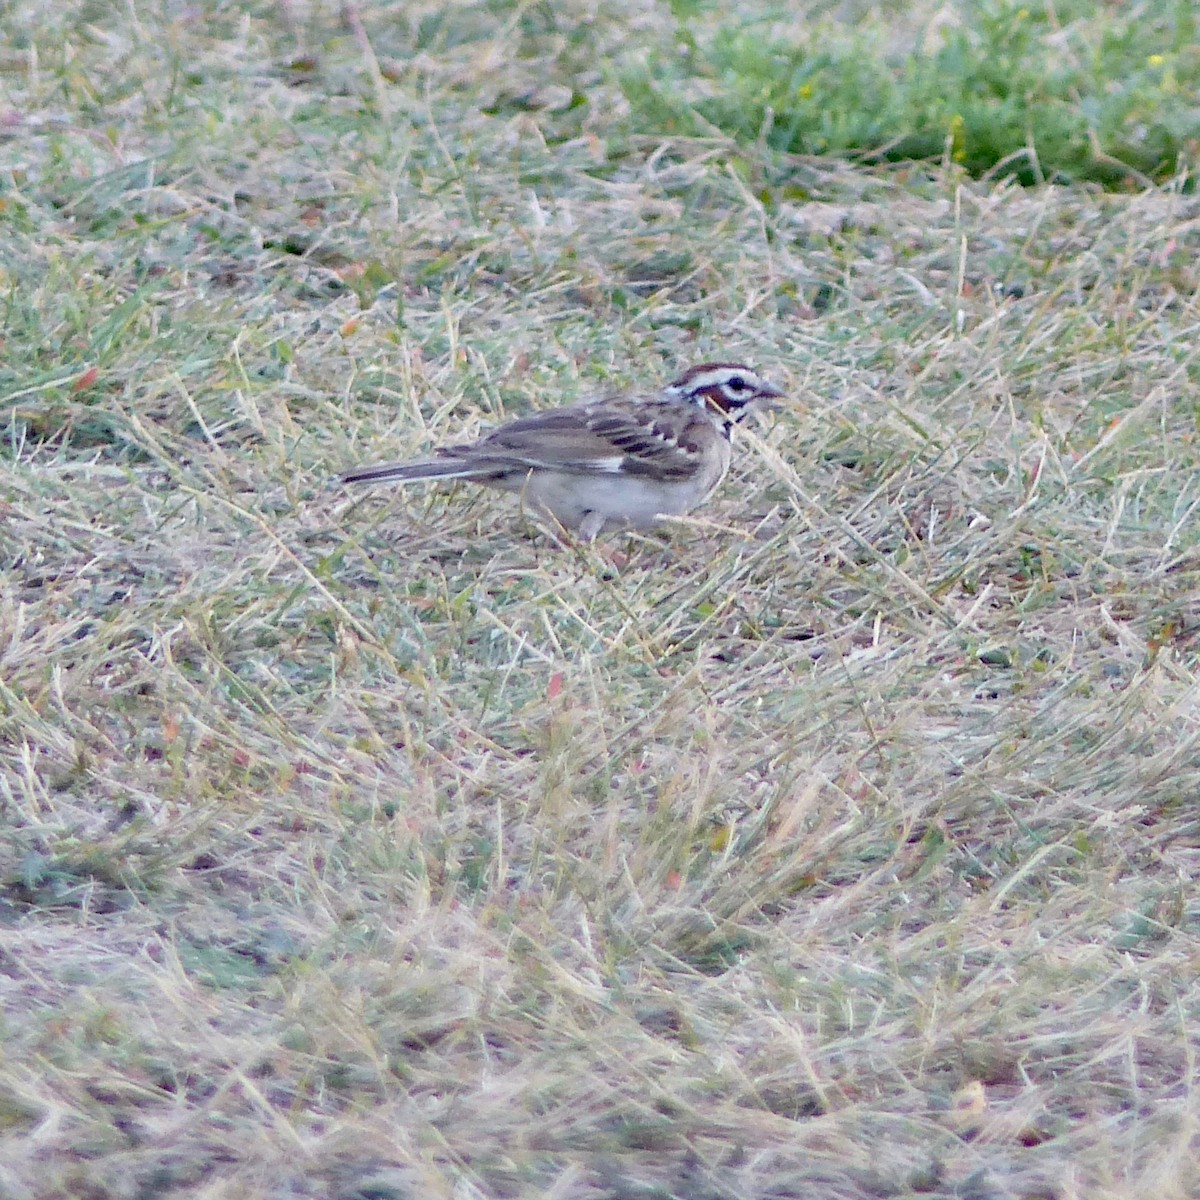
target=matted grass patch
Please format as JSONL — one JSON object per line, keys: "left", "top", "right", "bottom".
{"left": 1, "top": 2, "right": 1199, "bottom": 1198}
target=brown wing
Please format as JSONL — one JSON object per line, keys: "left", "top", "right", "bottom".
{"left": 438, "top": 398, "right": 708, "bottom": 480}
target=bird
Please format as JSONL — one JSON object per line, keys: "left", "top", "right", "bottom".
{"left": 342, "top": 362, "right": 784, "bottom": 540}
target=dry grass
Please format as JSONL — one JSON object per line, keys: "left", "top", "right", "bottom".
{"left": 2, "top": 2, "right": 1199, "bottom": 1197}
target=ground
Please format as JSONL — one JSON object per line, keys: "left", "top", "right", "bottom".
{"left": 1, "top": 3, "right": 1198, "bottom": 1198}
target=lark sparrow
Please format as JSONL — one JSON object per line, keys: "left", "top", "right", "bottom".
{"left": 342, "top": 362, "right": 784, "bottom": 540}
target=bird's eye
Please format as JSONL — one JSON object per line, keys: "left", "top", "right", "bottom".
{"left": 727, "top": 376, "right": 747, "bottom": 392}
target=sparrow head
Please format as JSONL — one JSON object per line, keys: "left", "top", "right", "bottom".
{"left": 666, "top": 362, "right": 785, "bottom": 421}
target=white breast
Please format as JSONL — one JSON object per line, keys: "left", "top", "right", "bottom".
{"left": 519, "top": 445, "right": 731, "bottom": 537}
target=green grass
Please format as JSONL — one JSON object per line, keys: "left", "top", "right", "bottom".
{"left": 2, "top": 1, "right": 1200, "bottom": 1197}
{"left": 623, "top": 0, "right": 1200, "bottom": 187}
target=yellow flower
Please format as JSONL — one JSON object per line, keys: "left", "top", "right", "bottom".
{"left": 1148, "top": 54, "right": 1165, "bottom": 67}
{"left": 949, "top": 114, "right": 966, "bottom": 162}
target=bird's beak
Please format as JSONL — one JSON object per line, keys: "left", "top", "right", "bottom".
{"left": 758, "top": 381, "right": 786, "bottom": 410}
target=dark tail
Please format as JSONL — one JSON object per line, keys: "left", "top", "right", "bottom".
{"left": 342, "top": 457, "right": 485, "bottom": 485}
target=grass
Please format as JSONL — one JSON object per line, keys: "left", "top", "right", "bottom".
{"left": 624, "top": 0, "right": 1200, "bottom": 187}
{"left": 2, "top": 1, "right": 1200, "bottom": 1197}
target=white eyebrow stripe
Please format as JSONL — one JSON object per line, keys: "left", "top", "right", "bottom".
{"left": 686, "top": 369, "right": 750, "bottom": 390}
